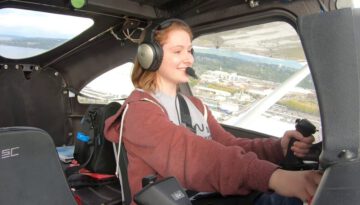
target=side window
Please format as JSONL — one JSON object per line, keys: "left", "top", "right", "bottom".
{"left": 192, "top": 21, "right": 321, "bottom": 140}
{"left": 78, "top": 62, "right": 134, "bottom": 104}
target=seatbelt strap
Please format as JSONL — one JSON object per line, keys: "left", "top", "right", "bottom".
{"left": 177, "top": 94, "right": 196, "bottom": 133}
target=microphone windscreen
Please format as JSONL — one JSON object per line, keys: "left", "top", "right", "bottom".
{"left": 185, "top": 67, "right": 198, "bottom": 79}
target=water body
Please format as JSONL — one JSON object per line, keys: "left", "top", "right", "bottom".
{"left": 0, "top": 45, "right": 46, "bottom": 59}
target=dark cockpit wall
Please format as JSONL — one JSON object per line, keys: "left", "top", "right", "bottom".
{"left": 0, "top": 46, "right": 137, "bottom": 147}
{"left": 0, "top": 0, "right": 139, "bottom": 146}
{"left": 52, "top": 31, "right": 139, "bottom": 141}
{"left": 53, "top": 32, "right": 139, "bottom": 96}
{"left": 0, "top": 65, "right": 71, "bottom": 146}
{"left": 0, "top": 36, "right": 136, "bottom": 146}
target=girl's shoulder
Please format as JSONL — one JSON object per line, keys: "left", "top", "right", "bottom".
{"left": 126, "top": 89, "right": 167, "bottom": 114}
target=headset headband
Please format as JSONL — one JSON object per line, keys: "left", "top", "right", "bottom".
{"left": 142, "top": 18, "right": 188, "bottom": 44}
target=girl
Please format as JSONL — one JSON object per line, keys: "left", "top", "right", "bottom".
{"left": 104, "top": 19, "right": 321, "bottom": 205}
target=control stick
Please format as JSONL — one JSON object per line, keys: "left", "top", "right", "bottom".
{"left": 281, "top": 119, "right": 319, "bottom": 170}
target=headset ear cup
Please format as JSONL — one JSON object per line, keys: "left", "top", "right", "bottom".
{"left": 137, "top": 42, "right": 156, "bottom": 70}
{"left": 137, "top": 41, "right": 163, "bottom": 71}
{"left": 149, "top": 41, "right": 163, "bottom": 71}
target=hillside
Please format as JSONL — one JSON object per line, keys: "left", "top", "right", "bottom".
{"left": 193, "top": 47, "right": 314, "bottom": 89}
{"left": 0, "top": 35, "right": 67, "bottom": 49}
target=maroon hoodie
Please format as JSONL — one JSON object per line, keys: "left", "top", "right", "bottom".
{"left": 104, "top": 90, "right": 284, "bottom": 204}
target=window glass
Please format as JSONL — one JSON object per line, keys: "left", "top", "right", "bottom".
{"left": 0, "top": 8, "right": 93, "bottom": 59}
{"left": 192, "top": 21, "right": 321, "bottom": 140}
{"left": 78, "top": 62, "right": 134, "bottom": 104}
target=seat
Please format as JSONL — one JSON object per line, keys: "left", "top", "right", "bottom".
{"left": 299, "top": 8, "right": 360, "bottom": 204}
{"left": 0, "top": 126, "right": 77, "bottom": 205}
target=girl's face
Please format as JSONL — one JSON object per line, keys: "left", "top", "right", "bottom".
{"left": 157, "top": 29, "right": 194, "bottom": 87}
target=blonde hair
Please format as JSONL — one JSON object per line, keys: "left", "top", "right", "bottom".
{"left": 131, "top": 20, "right": 193, "bottom": 92}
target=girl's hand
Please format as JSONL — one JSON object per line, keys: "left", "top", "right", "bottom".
{"left": 269, "top": 169, "right": 322, "bottom": 201}
{"left": 281, "top": 130, "right": 315, "bottom": 157}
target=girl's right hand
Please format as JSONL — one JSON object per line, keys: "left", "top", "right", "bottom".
{"left": 268, "top": 169, "right": 322, "bottom": 201}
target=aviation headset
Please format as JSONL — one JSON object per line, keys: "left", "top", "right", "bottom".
{"left": 137, "top": 18, "right": 190, "bottom": 71}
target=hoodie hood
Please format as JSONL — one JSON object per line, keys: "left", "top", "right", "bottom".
{"left": 104, "top": 89, "right": 165, "bottom": 142}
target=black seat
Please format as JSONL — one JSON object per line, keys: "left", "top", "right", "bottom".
{"left": 0, "top": 126, "right": 77, "bottom": 205}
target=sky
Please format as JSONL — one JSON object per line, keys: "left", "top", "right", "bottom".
{"left": 355, "top": 1, "right": 360, "bottom": 8}
{"left": 0, "top": 8, "right": 93, "bottom": 38}
{"left": 86, "top": 63, "right": 135, "bottom": 97}
{"left": 1, "top": 2, "right": 360, "bottom": 39}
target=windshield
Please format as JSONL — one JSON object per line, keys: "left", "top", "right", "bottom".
{"left": 0, "top": 8, "right": 94, "bottom": 59}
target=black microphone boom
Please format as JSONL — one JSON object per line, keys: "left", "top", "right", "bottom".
{"left": 185, "top": 67, "right": 198, "bottom": 79}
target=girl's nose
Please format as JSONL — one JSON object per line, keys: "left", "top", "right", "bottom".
{"left": 184, "top": 51, "right": 194, "bottom": 65}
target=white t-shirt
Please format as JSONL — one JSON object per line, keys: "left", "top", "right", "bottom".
{"left": 152, "top": 91, "right": 211, "bottom": 140}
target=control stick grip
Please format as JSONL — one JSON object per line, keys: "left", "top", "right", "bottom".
{"left": 282, "top": 119, "right": 317, "bottom": 170}
{"left": 295, "top": 118, "right": 316, "bottom": 137}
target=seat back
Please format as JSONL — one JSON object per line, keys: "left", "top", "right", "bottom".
{"left": 299, "top": 8, "right": 360, "bottom": 204}
{"left": 0, "top": 127, "right": 77, "bottom": 205}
